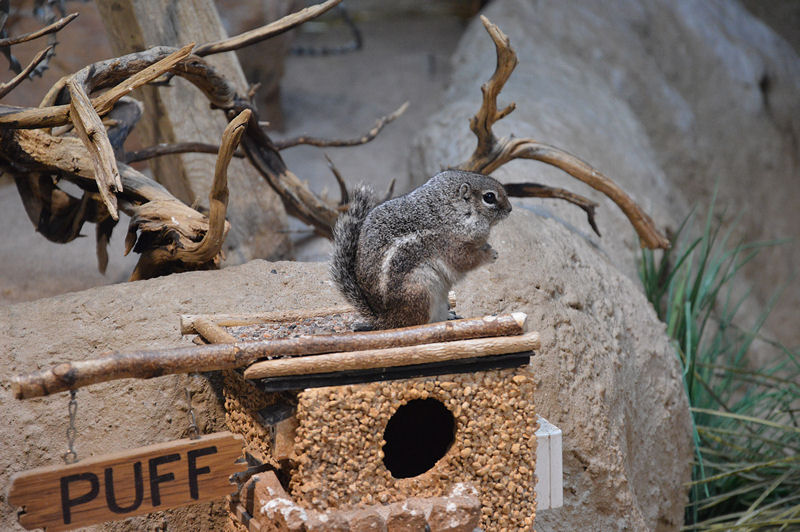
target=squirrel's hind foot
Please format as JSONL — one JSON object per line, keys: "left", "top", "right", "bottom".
{"left": 448, "top": 310, "right": 463, "bottom": 321}
{"left": 352, "top": 321, "right": 375, "bottom": 332}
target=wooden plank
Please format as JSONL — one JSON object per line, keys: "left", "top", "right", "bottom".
{"left": 255, "top": 352, "right": 532, "bottom": 392}
{"left": 8, "top": 432, "right": 246, "bottom": 531}
{"left": 244, "top": 331, "right": 540, "bottom": 379}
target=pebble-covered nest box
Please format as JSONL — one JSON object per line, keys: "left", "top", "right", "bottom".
{"left": 183, "top": 308, "right": 540, "bottom": 531}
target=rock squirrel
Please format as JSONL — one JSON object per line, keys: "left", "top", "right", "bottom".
{"left": 330, "top": 169, "right": 512, "bottom": 329}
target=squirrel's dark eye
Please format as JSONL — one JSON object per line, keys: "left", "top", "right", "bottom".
{"left": 482, "top": 191, "right": 497, "bottom": 205}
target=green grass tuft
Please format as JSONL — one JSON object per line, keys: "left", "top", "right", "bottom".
{"left": 639, "top": 196, "right": 799, "bottom": 531}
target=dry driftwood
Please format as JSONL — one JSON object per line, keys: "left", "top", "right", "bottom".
{"left": 1, "top": 7, "right": 666, "bottom": 284}
{"left": 0, "top": 1, "right": 407, "bottom": 275}
{"left": 11, "top": 313, "right": 527, "bottom": 399}
{"left": 0, "top": 2, "right": 401, "bottom": 277}
{"left": 127, "top": 109, "right": 250, "bottom": 280}
{"left": 192, "top": 0, "right": 342, "bottom": 57}
{"left": 66, "top": 78, "right": 123, "bottom": 220}
{"left": 457, "top": 16, "right": 669, "bottom": 249}
{"left": 0, "top": 45, "right": 53, "bottom": 99}
{"left": 243, "top": 330, "right": 541, "bottom": 379}
{"left": 95, "top": 0, "right": 293, "bottom": 263}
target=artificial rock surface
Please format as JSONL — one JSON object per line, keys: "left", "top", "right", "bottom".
{"left": 0, "top": 260, "right": 341, "bottom": 532}
{"left": 459, "top": 209, "right": 692, "bottom": 530}
{"left": 1, "top": 207, "right": 691, "bottom": 531}
{"left": 411, "top": 0, "right": 800, "bottom": 347}
{"left": 411, "top": 5, "right": 800, "bottom": 525}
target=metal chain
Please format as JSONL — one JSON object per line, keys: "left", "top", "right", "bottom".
{"left": 185, "top": 387, "right": 200, "bottom": 440}
{"left": 63, "top": 389, "right": 78, "bottom": 464}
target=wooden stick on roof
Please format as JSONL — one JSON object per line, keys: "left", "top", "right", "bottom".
{"left": 11, "top": 313, "right": 527, "bottom": 399}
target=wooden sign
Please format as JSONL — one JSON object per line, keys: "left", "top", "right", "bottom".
{"left": 8, "top": 432, "right": 246, "bottom": 531}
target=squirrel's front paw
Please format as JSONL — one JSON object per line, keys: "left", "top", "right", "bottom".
{"left": 481, "top": 243, "right": 499, "bottom": 262}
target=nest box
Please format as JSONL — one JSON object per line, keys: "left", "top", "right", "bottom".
{"left": 185, "top": 308, "right": 540, "bottom": 531}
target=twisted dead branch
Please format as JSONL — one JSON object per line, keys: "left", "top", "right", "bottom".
{"left": 123, "top": 142, "right": 245, "bottom": 164}
{"left": 0, "top": 12, "right": 78, "bottom": 47}
{"left": 193, "top": 0, "right": 342, "bottom": 57}
{"left": 458, "top": 16, "right": 669, "bottom": 249}
{"left": 0, "top": 45, "right": 52, "bottom": 99}
{"left": 66, "top": 78, "right": 122, "bottom": 220}
{"left": 1, "top": 5, "right": 666, "bottom": 285}
{"left": 0, "top": 1, "right": 398, "bottom": 277}
{"left": 0, "top": 43, "right": 195, "bottom": 129}
{"left": 274, "top": 101, "right": 409, "bottom": 150}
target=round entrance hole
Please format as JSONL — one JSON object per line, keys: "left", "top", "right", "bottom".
{"left": 382, "top": 398, "right": 456, "bottom": 479}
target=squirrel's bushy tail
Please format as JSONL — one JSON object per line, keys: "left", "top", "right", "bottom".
{"left": 331, "top": 186, "right": 379, "bottom": 321}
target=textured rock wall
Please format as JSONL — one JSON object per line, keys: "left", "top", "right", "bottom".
{"left": 458, "top": 209, "right": 692, "bottom": 530}
{"left": 411, "top": 0, "right": 800, "bottom": 345}
{"left": 0, "top": 261, "right": 341, "bottom": 532}
{"left": 1, "top": 210, "right": 691, "bottom": 531}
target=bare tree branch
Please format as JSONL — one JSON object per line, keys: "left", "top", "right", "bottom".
{"left": 177, "top": 109, "right": 250, "bottom": 263}
{"left": 458, "top": 16, "right": 669, "bottom": 249}
{"left": 504, "top": 182, "right": 600, "bottom": 236}
{"left": 0, "top": 45, "right": 52, "bottom": 99}
{"left": 0, "top": 12, "right": 78, "bottom": 47}
{"left": 193, "top": 0, "right": 342, "bottom": 57}
{"left": 123, "top": 142, "right": 245, "bottom": 163}
{"left": 237, "top": 103, "right": 340, "bottom": 238}
{"left": 274, "top": 101, "right": 409, "bottom": 150}
{"left": 0, "top": 43, "right": 194, "bottom": 129}
{"left": 324, "top": 153, "right": 349, "bottom": 205}
{"left": 67, "top": 78, "right": 122, "bottom": 220}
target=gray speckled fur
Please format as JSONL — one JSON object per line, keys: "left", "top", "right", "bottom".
{"left": 330, "top": 170, "right": 511, "bottom": 329}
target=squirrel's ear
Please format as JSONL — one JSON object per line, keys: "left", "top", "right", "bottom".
{"left": 459, "top": 183, "right": 471, "bottom": 200}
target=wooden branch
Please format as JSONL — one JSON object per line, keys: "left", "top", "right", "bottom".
{"left": 504, "top": 181, "right": 600, "bottom": 236}
{"left": 259, "top": 352, "right": 531, "bottom": 391}
{"left": 193, "top": 0, "right": 342, "bottom": 57}
{"left": 67, "top": 78, "right": 122, "bottom": 221}
{"left": 192, "top": 316, "right": 236, "bottom": 344}
{"left": 123, "top": 142, "right": 245, "bottom": 163}
{"left": 467, "top": 16, "right": 517, "bottom": 158}
{"left": 459, "top": 16, "right": 669, "bottom": 249}
{"left": 0, "top": 126, "right": 230, "bottom": 276}
{"left": 244, "top": 330, "right": 540, "bottom": 380}
{"left": 174, "top": 109, "right": 250, "bottom": 264}
{"left": 504, "top": 140, "right": 668, "bottom": 247}
{"left": 11, "top": 313, "right": 527, "bottom": 399}
{"left": 0, "top": 43, "right": 194, "bottom": 129}
{"left": 274, "top": 101, "right": 409, "bottom": 150}
{"left": 238, "top": 104, "right": 340, "bottom": 238}
{"left": 0, "top": 45, "right": 53, "bottom": 99}
{"left": 124, "top": 111, "right": 251, "bottom": 279}
{"left": 4, "top": 41, "right": 398, "bottom": 242}
{"left": 0, "top": 12, "right": 78, "bottom": 47}
{"left": 11, "top": 343, "right": 242, "bottom": 399}
{"left": 324, "top": 153, "right": 349, "bottom": 205}
{"left": 94, "top": 43, "right": 196, "bottom": 115}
